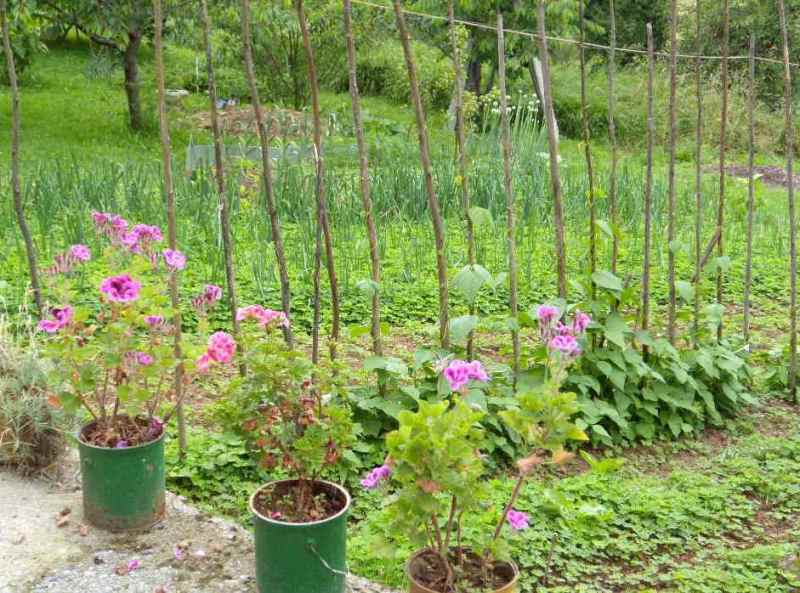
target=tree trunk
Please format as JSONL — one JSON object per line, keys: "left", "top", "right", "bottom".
{"left": 343, "top": 0, "right": 382, "bottom": 359}
{"left": 449, "top": 0, "right": 477, "bottom": 359}
{"left": 536, "top": 0, "right": 567, "bottom": 299}
{"left": 152, "top": 0, "right": 186, "bottom": 456}
{"left": 123, "top": 29, "right": 143, "bottom": 131}
{"left": 201, "top": 0, "right": 240, "bottom": 362}
{"left": 643, "top": 23, "right": 655, "bottom": 356}
{"left": 297, "top": 0, "right": 341, "bottom": 363}
{"left": 779, "top": 0, "right": 798, "bottom": 401}
{"left": 1, "top": 0, "right": 42, "bottom": 316}
{"left": 496, "top": 10, "right": 520, "bottom": 382}
{"left": 240, "top": 0, "right": 294, "bottom": 347}
{"left": 393, "top": 0, "right": 450, "bottom": 349}
{"left": 667, "top": 0, "right": 678, "bottom": 344}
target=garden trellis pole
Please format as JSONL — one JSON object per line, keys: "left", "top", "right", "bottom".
{"left": 743, "top": 34, "right": 756, "bottom": 346}
{"left": 497, "top": 9, "right": 520, "bottom": 381}
{"left": 536, "top": 0, "right": 567, "bottom": 299}
{"left": 643, "top": 23, "right": 655, "bottom": 353}
{"left": 667, "top": 0, "right": 678, "bottom": 345}
{"left": 607, "top": 0, "right": 618, "bottom": 275}
{"left": 343, "top": 0, "right": 383, "bottom": 359}
{"left": 1, "top": 0, "right": 43, "bottom": 316}
{"left": 716, "top": 0, "right": 730, "bottom": 342}
{"left": 448, "top": 0, "right": 477, "bottom": 359}
{"left": 200, "top": 0, "right": 240, "bottom": 356}
{"left": 693, "top": 0, "right": 703, "bottom": 343}
{"left": 778, "top": 0, "right": 798, "bottom": 401}
{"left": 393, "top": 0, "right": 450, "bottom": 348}
{"left": 239, "top": 0, "right": 294, "bottom": 347}
{"left": 152, "top": 0, "right": 186, "bottom": 455}
{"left": 297, "top": 0, "right": 341, "bottom": 364}
{"left": 578, "top": 0, "right": 596, "bottom": 297}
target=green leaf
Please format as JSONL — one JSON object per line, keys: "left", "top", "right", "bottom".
{"left": 355, "top": 279, "right": 379, "bottom": 297}
{"left": 449, "top": 315, "right": 479, "bottom": 344}
{"left": 676, "top": 280, "right": 695, "bottom": 303}
{"left": 604, "top": 313, "right": 629, "bottom": 349}
{"left": 595, "top": 219, "right": 615, "bottom": 239}
{"left": 453, "top": 265, "right": 491, "bottom": 305}
{"left": 468, "top": 206, "right": 493, "bottom": 228}
{"left": 592, "top": 270, "right": 623, "bottom": 292}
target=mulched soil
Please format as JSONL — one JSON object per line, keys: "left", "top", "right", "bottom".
{"left": 80, "top": 416, "right": 163, "bottom": 448}
{"left": 408, "top": 548, "right": 516, "bottom": 593}
{"left": 252, "top": 479, "right": 346, "bottom": 524}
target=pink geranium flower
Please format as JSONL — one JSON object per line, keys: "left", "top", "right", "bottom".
{"left": 69, "top": 244, "right": 91, "bottom": 262}
{"left": 549, "top": 334, "right": 581, "bottom": 357}
{"left": 100, "top": 275, "right": 141, "bottom": 303}
{"left": 37, "top": 306, "right": 73, "bottom": 333}
{"left": 163, "top": 249, "right": 186, "bottom": 271}
{"left": 236, "top": 305, "right": 288, "bottom": 329}
{"left": 361, "top": 464, "right": 392, "bottom": 489}
{"left": 207, "top": 332, "right": 236, "bottom": 363}
{"left": 506, "top": 509, "right": 529, "bottom": 531}
{"left": 443, "top": 359, "right": 489, "bottom": 392}
{"left": 196, "top": 352, "right": 213, "bottom": 374}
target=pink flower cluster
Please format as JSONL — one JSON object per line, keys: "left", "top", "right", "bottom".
{"left": 192, "top": 284, "right": 223, "bottom": 315}
{"left": 506, "top": 509, "right": 529, "bottom": 531}
{"left": 100, "top": 274, "right": 142, "bottom": 303}
{"left": 536, "top": 305, "right": 592, "bottom": 358}
{"left": 236, "top": 305, "right": 289, "bottom": 330}
{"left": 443, "top": 359, "right": 489, "bottom": 392}
{"left": 361, "top": 464, "right": 392, "bottom": 489}
{"left": 196, "top": 332, "right": 237, "bottom": 373}
{"left": 145, "top": 315, "right": 164, "bottom": 328}
{"left": 45, "top": 244, "right": 91, "bottom": 275}
{"left": 162, "top": 249, "right": 186, "bottom": 271}
{"left": 92, "top": 211, "right": 128, "bottom": 240}
{"left": 121, "top": 224, "right": 163, "bottom": 254}
{"left": 126, "top": 351, "right": 153, "bottom": 366}
{"left": 38, "top": 306, "right": 73, "bottom": 333}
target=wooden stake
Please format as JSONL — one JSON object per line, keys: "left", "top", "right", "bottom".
{"left": 607, "top": 0, "right": 619, "bottom": 275}
{"left": 201, "top": 0, "right": 240, "bottom": 354}
{"left": 343, "top": 0, "right": 383, "bottom": 358}
{"left": 693, "top": 0, "right": 703, "bottom": 343}
{"left": 239, "top": 0, "right": 294, "bottom": 347}
{"left": 152, "top": 0, "right": 186, "bottom": 455}
{"left": 716, "top": 0, "right": 729, "bottom": 342}
{"left": 744, "top": 34, "right": 756, "bottom": 346}
{"left": 536, "top": 0, "right": 568, "bottom": 299}
{"left": 1, "top": 0, "right": 42, "bottom": 316}
{"left": 448, "top": 0, "right": 477, "bottom": 359}
{"left": 779, "top": 0, "right": 798, "bottom": 401}
{"left": 643, "top": 23, "right": 655, "bottom": 350}
{"left": 496, "top": 10, "right": 520, "bottom": 381}
{"left": 296, "top": 0, "right": 341, "bottom": 362}
{"left": 578, "top": 0, "right": 596, "bottom": 296}
{"left": 393, "top": 0, "right": 450, "bottom": 348}
{"left": 667, "top": 0, "right": 678, "bottom": 344}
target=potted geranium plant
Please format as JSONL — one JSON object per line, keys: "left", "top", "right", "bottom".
{"left": 363, "top": 306, "right": 589, "bottom": 593}
{"left": 225, "top": 305, "right": 355, "bottom": 593}
{"left": 38, "top": 212, "right": 235, "bottom": 531}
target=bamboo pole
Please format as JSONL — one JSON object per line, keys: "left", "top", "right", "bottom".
{"left": 239, "top": 0, "right": 294, "bottom": 347}
{"left": 536, "top": 0, "right": 568, "bottom": 299}
{"left": 496, "top": 9, "right": 520, "bottom": 381}
{"left": 667, "top": 0, "right": 678, "bottom": 344}
{"left": 448, "top": 0, "right": 477, "bottom": 359}
{"left": 716, "top": 0, "right": 729, "bottom": 342}
{"left": 778, "top": 0, "right": 798, "bottom": 401}
{"left": 297, "top": 0, "right": 341, "bottom": 363}
{"left": 152, "top": 0, "right": 186, "bottom": 455}
{"left": 607, "top": 0, "right": 618, "bottom": 275}
{"left": 393, "top": 0, "right": 450, "bottom": 348}
{"left": 1, "top": 0, "right": 42, "bottom": 316}
{"left": 743, "top": 34, "right": 756, "bottom": 346}
{"left": 343, "top": 0, "right": 382, "bottom": 358}
{"left": 693, "top": 0, "right": 703, "bottom": 342}
{"left": 643, "top": 23, "right": 655, "bottom": 350}
{"left": 578, "top": 0, "right": 596, "bottom": 295}
{"left": 200, "top": 0, "right": 240, "bottom": 351}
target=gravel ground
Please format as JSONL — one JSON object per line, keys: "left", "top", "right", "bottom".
{"left": 0, "top": 455, "right": 398, "bottom": 593}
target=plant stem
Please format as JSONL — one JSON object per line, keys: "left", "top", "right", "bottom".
{"left": 491, "top": 474, "right": 525, "bottom": 542}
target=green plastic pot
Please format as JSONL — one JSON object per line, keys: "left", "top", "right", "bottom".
{"left": 78, "top": 419, "right": 166, "bottom": 532}
{"left": 250, "top": 479, "right": 351, "bottom": 593}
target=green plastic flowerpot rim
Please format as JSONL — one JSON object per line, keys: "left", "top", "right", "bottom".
{"left": 77, "top": 416, "right": 166, "bottom": 450}
{"left": 248, "top": 478, "right": 352, "bottom": 526}
{"left": 406, "top": 548, "right": 520, "bottom": 593}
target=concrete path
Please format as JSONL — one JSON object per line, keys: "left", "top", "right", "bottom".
{"left": 0, "top": 458, "right": 394, "bottom": 593}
